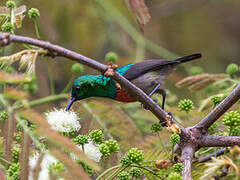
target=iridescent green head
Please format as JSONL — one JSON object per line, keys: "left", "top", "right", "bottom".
{"left": 66, "top": 75, "right": 116, "bottom": 110}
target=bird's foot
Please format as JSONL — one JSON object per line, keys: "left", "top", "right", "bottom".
{"left": 141, "top": 98, "right": 158, "bottom": 110}
{"left": 159, "top": 111, "right": 172, "bottom": 127}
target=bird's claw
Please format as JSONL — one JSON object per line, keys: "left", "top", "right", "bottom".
{"left": 159, "top": 111, "right": 173, "bottom": 127}
{"left": 166, "top": 112, "right": 174, "bottom": 122}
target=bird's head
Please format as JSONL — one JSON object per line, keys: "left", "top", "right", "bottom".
{"left": 66, "top": 75, "right": 95, "bottom": 111}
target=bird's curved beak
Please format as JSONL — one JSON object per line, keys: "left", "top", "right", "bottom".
{"left": 65, "top": 97, "right": 76, "bottom": 111}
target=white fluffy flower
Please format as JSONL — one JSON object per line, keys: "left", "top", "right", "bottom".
{"left": 45, "top": 108, "right": 81, "bottom": 133}
{"left": 72, "top": 141, "right": 102, "bottom": 162}
{"left": 29, "top": 152, "right": 61, "bottom": 180}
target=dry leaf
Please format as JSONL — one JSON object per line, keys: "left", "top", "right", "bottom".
{"left": 0, "top": 49, "right": 47, "bottom": 75}
{"left": 176, "top": 73, "right": 228, "bottom": 91}
{"left": 0, "top": 5, "right": 26, "bottom": 28}
{"left": 0, "top": 72, "right": 31, "bottom": 84}
{"left": 3, "top": 87, "right": 28, "bottom": 100}
{"left": 125, "top": 0, "right": 151, "bottom": 31}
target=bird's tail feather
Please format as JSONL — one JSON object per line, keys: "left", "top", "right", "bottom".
{"left": 174, "top": 53, "right": 202, "bottom": 64}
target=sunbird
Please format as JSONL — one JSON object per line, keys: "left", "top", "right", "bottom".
{"left": 66, "top": 53, "right": 201, "bottom": 111}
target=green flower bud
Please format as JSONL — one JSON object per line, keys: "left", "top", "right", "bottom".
{"left": 211, "top": 96, "right": 222, "bottom": 106}
{"left": 173, "top": 163, "right": 184, "bottom": 172}
{"left": 24, "top": 83, "right": 38, "bottom": 94}
{"left": 28, "top": 8, "right": 40, "bottom": 19}
{"left": 61, "top": 129, "right": 75, "bottom": 137}
{"left": 49, "top": 162, "right": 65, "bottom": 173}
{"left": 15, "top": 132, "right": 22, "bottom": 143}
{"left": 167, "top": 172, "right": 183, "bottom": 180}
{"left": 151, "top": 122, "right": 162, "bottom": 133}
{"left": 129, "top": 167, "right": 141, "bottom": 178}
{"left": 105, "top": 51, "right": 118, "bottom": 62}
{"left": 178, "top": 99, "right": 194, "bottom": 113}
{"left": 230, "top": 126, "right": 240, "bottom": 136}
{"left": 127, "top": 148, "right": 144, "bottom": 164}
{"left": 226, "top": 63, "right": 239, "bottom": 76}
{"left": 120, "top": 157, "right": 131, "bottom": 166}
{"left": 89, "top": 129, "right": 104, "bottom": 144}
{"left": 0, "top": 111, "right": 8, "bottom": 121}
{"left": 170, "top": 133, "right": 180, "bottom": 146}
{"left": 99, "top": 143, "right": 111, "bottom": 156}
{"left": 104, "top": 139, "right": 119, "bottom": 153}
{"left": 222, "top": 111, "right": 240, "bottom": 127}
{"left": 7, "top": 163, "right": 19, "bottom": 179}
{"left": 208, "top": 122, "right": 218, "bottom": 135}
{"left": 77, "top": 160, "right": 94, "bottom": 175}
{"left": 117, "top": 171, "right": 130, "bottom": 180}
{"left": 6, "top": 1, "right": 16, "bottom": 8}
{"left": 1, "top": 22, "right": 14, "bottom": 33}
{"left": 72, "top": 135, "right": 88, "bottom": 146}
{"left": 12, "top": 146, "right": 20, "bottom": 163}
{"left": 188, "top": 66, "right": 203, "bottom": 76}
{"left": 71, "top": 63, "right": 84, "bottom": 74}
{"left": 17, "top": 119, "right": 28, "bottom": 131}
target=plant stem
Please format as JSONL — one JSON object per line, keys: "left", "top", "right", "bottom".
{"left": 96, "top": 165, "right": 122, "bottom": 180}
{"left": 108, "top": 165, "right": 129, "bottom": 180}
{"left": 157, "top": 132, "right": 166, "bottom": 152}
{"left": 10, "top": 9, "right": 14, "bottom": 26}
{"left": 0, "top": 157, "right": 11, "bottom": 165}
{"left": 6, "top": 108, "right": 13, "bottom": 161}
{"left": 132, "top": 165, "right": 163, "bottom": 179}
{"left": 62, "top": 76, "right": 75, "bottom": 93}
{"left": 0, "top": 95, "right": 7, "bottom": 106}
{"left": 15, "top": 116, "right": 46, "bottom": 152}
{"left": 135, "top": 38, "right": 145, "bottom": 62}
{"left": 47, "top": 60, "right": 55, "bottom": 95}
{"left": 97, "top": 0, "right": 177, "bottom": 59}
{"left": 171, "top": 145, "right": 174, "bottom": 161}
{"left": 34, "top": 20, "right": 40, "bottom": 39}
{"left": 13, "top": 94, "right": 68, "bottom": 110}
{"left": 82, "top": 103, "right": 113, "bottom": 139}
{"left": 81, "top": 144, "right": 84, "bottom": 152}
{"left": 20, "top": 130, "right": 30, "bottom": 179}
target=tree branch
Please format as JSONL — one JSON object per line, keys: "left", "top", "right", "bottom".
{"left": 181, "top": 145, "right": 194, "bottom": 180}
{"left": 0, "top": 33, "right": 182, "bottom": 127}
{"left": 200, "top": 135, "right": 240, "bottom": 147}
{"left": 197, "top": 148, "right": 228, "bottom": 163}
{"left": 195, "top": 83, "right": 240, "bottom": 130}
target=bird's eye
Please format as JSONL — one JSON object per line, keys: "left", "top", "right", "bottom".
{"left": 76, "top": 86, "right": 81, "bottom": 91}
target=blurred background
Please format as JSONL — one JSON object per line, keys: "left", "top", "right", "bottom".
{"left": 1, "top": 0, "right": 240, "bottom": 151}
{"left": 2, "top": 0, "right": 239, "bottom": 99}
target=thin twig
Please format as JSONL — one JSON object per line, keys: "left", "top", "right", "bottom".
{"left": 195, "top": 83, "right": 240, "bottom": 130}
{"left": 0, "top": 33, "right": 180, "bottom": 127}
{"left": 197, "top": 148, "right": 228, "bottom": 163}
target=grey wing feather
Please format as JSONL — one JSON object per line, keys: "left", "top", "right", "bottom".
{"left": 123, "top": 60, "right": 177, "bottom": 80}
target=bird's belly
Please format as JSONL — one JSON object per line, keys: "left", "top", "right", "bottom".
{"left": 114, "top": 70, "right": 168, "bottom": 102}
{"left": 114, "top": 88, "right": 137, "bottom": 102}
{"left": 131, "top": 71, "right": 165, "bottom": 94}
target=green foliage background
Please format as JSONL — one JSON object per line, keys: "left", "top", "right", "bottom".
{"left": 1, "top": 0, "right": 240, "bottom": 179}
{"left": 2, "top": 0, "right": 239, "bottom": 102}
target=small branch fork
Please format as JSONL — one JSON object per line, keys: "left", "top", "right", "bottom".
{"left": 1, "top": 33, "right": 240, "bottom": 179}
